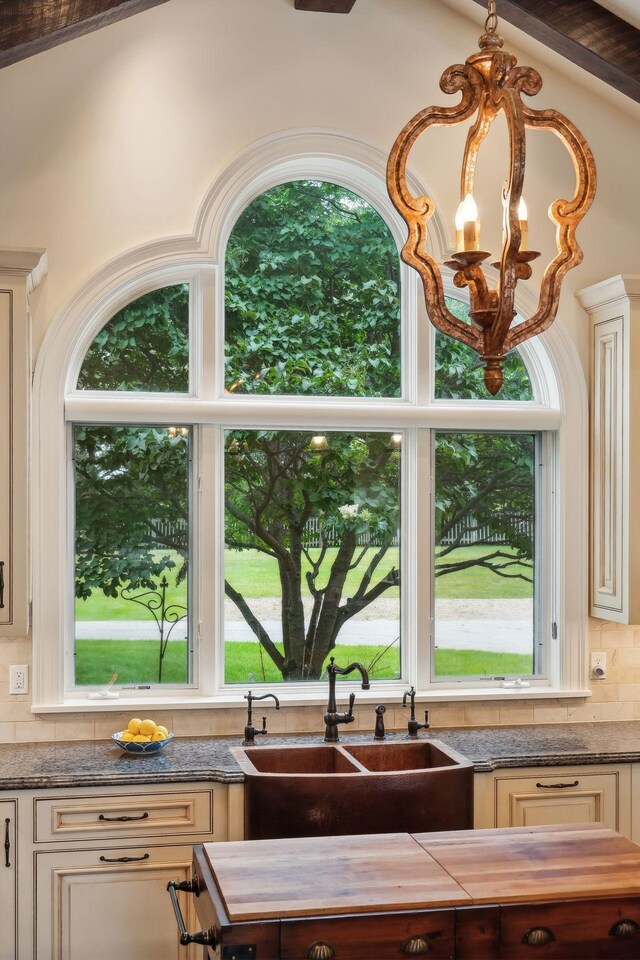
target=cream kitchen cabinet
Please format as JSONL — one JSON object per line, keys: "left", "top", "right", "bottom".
{"left": 22, "top": 781, "right": 232, "bottom": 960}
{"left": 0, "top": 251, "right": 45, "bottom": 637}
{"left": 0, "top": 800, "right": 17, "bottom": 960}
{"left": 474, "top": 764, "right": 632, "bottom": 837}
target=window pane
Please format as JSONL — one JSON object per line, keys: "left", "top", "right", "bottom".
{"left": 225, "top": 181, "right": 401, "bottom": 398}
{"left": 77, "top": 285, "right": 189, "bottom": 392}
{"left": 74, "top": 425, "right": 190, "bottom": 686}
{"left": 433, "top": 431, "right": 536, "bottom": 679}
{"left": 434, "top": 298, "right": 533, "bottom": 401}
{"left": 224, "top": 430, "right": 401, "bottom": 683}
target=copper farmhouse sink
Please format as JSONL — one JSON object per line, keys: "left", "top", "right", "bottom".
{"left": 232, "top": 739, "right": 473, "bottom": 840}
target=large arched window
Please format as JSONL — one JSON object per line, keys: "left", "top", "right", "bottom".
{"left": 32, "top": 142, "right": 588, "bottom": 711}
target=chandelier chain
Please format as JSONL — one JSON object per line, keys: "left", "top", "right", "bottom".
{"left": 485, "top": 0, "right": 498, "bottom": 35}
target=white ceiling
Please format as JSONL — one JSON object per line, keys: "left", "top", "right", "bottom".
{"left": 595, "top": 1, "right": 640, "bottom": 31}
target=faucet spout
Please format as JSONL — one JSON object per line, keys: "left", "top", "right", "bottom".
{"left": 323, "top": 657, "right": 369, "bottom": 743}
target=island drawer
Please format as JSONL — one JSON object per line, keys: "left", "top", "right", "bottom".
{"left": 281, "top": 909, "right": 456, "bottom": 959}
{"left": 34, "top": 788, "right": 214, "bottom": 842}
{"left": 500, "top": 897, "right": 640, "bottom": 958}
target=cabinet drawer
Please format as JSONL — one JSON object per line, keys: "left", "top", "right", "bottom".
{"left": 281, "top": 910, "right": 455, "bottom": 960}
{"left": 495, "top": 771, "right": 620, "bottom": 830}
{"left": 35, "top": 788, "right": 214, "bottom": 842}
{"left": 500, "top": 898, "right": 640, "bottom": 959}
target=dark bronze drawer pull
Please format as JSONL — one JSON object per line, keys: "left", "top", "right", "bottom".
{"left": 305, "top": 943, "right": 336, "bottom": 960}
{"left": 99, "top": 853, "right": 150, "bottom": 863}
{"left": 522, "top": 926, "right": 555, "bottom": 946}
{"left": 610, "top": 919, "right": 640, "bottom": 938}
{"left": 0, "top": 560, "right": 5, "bottom": 609}
{"left": 535, "top": 780, "right": 579, "bottom": 789}
{"left": 4, "top": 818, "right": 9, "bottom": 868}
{"left": 98, "top": 812, "right": 149, "bottom": 823}
{"left": 167, "top": 880, "right": 217, "bottom": 947}
{"left": 402, "top": 934, "right": 433, "bottom": 953}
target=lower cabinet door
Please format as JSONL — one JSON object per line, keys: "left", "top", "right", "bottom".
{"left": 0, "top": 801, "right": 17, "bottom": 960}
{"left": 500, "top": 897, "right": 640, "bottom": 959}
{"left": 281, "top": 909, "right": 456, "bottom": 960}
{"left": 495, "top": 771, "right": 620, "bottom": 830}
{"left": 35, "top": 843, "right": 199, "bottom": 960}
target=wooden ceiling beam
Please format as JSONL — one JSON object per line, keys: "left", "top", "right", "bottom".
{"left": 469, "top": 0, "right": 640, "bottom": 104}
{"left": 294, "top": 1, "right": 357, "bottom": 12}
{"left": 0, "top": 0, "right": 169, "bottom": 69}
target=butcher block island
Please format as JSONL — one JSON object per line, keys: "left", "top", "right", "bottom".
{"left": 181, "top": 824, "right": 640, "bottom": 959}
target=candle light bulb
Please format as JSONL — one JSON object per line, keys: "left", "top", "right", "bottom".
{"left": 455, "top": 193, "right": 479, "bottom": 252}
{"left": 518, "top": 195, "right": 529, "bottom": 250}
{"left": 518, "top": 196, "right": 528, "bottom": 222}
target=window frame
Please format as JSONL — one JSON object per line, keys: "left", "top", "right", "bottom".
{"left": 31, "top": 136, "right": 589, "bottom": 712}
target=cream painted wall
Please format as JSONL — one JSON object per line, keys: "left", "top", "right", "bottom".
{"left": 1, "top": 0, "right": 639, "bottom": 742}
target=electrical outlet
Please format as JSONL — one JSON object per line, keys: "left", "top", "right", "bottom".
{"left": 591, "top": 651, "right": 606, "bottom": 680}
{"left": 9, "top": 664, "right": 28, "bottom": 695}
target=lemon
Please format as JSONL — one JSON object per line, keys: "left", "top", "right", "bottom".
{"left": 155, "top": 725, "right": 169, "bottom": 737}
{"left": 119, "top": 731, "right": 135, "bottom": 742}
{"left": 151, "top": 730, "right": 167, "bottom": 741}
{"left": 127, "top": 718, "right": 143, "bottom": 734}
{"left": 139, "top": 718, "right": 157, "bottom": 737}
{"left": 132, "top": 734, "right": 151, "bottom": 743}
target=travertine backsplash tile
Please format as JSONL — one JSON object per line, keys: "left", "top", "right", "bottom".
{"left": 1, "top": 622, "right": 640, "bottom": 742}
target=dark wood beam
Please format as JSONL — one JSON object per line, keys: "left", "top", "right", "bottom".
{"left": 469, "top": 0, "right": 640, "bottom": 104}
{"left": 0, "top": 0, "right": 169, "bottom": 69}
{"left": 295, "top": 1, "right": 356, "bottom": 12}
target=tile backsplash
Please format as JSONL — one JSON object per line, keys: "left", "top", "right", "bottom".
{"left": 0, "top": 619, "right": 637, "bottom": 743}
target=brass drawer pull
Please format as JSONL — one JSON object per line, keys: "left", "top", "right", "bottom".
{"left": 610, "top": 919, "right": 640, "bottom": 938}
{"left": 402, "top": 934, "right": 433, "bottom": 953}
{"left": 535, "top": 780, "right": 579, "bottom": 789}
{"left": 98, "top": 812, "right": 149, "bottom": 823}
{"left": 522, "top": 926, "right": 555, "bottom": 946}
{"left": 305, "top": 943, "right": 336, "bottom": 959}
{"left": 99, "top": 853, "right": 150, "bottom": 863}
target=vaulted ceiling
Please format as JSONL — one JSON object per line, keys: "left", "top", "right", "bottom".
{"left": 2, "top": 0, "right": 639, "bottom": 106}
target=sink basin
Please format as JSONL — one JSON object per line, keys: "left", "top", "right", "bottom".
{"left": 232, "top": 738, "right": 473, "bottom": 840}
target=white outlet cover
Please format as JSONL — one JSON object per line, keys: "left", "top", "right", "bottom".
{"left": 9, "top": 664, "right": 29, "bottom": 695}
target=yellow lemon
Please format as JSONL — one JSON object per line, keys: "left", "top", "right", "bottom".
{"left": 155, "top": 725, "right": 169, "bottom": 737}
{"left": 139, "top": 718, "right": 157, "bottom": 737}
{"left": 118, "top": 731, "right": 135, "bottom": 742}
{"left": 151, "top": 730, "right": 167, "bottom": 741}
{"left": 127, "top": 718, "right": 143, "bottom": 734}
{"left": 132, "top": 734, "right": 151, "bottom": 743}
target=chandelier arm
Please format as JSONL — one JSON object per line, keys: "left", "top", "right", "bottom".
{"left": 387, "top": 64, "right": 485, "bottom": 351}
{"left": 460, "top": 105, "right": 496, "bottom": 200}
{"left": 504, "top": 105, "right": 596, "bottom": 351}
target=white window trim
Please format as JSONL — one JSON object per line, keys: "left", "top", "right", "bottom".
{"left": 31, "top": 130, "right": 590, "bottom": 713}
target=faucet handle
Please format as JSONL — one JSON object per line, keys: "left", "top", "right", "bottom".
{"left": 347, "top": 692, "right": 356, "bottom": 718}
{"left": 261, "top": 716, "right": 267, "bottom": 734}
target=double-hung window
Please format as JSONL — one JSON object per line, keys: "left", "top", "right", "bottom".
{"left": 34, "top": 168, "right": 587, "bottom": 710}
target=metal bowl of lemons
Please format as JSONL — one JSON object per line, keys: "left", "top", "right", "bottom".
{"left": 112, "top": 718, "right": 173, "bottom": 754}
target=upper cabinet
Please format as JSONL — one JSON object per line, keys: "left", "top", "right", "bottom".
{"left": 0, "top": 250, "right": 46, "bottom": 638}
{"left": 578, "top": 275, "right": 640, "bottom": 624}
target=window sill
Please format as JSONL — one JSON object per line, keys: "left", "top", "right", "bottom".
{"left": 32, "top": 687, "right": 593, "bottom": 714}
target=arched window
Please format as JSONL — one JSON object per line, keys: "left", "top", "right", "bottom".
{"left": 32, "top": 143, "right": 588, "bottom": 711}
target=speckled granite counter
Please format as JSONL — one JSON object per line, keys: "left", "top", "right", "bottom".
{"left": 2, "top": 721, "right": 640, "bottom": 791}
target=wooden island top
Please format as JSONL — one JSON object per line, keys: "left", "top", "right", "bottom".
{"left": 192, "top": 824, "right": 640, "bottom": 958}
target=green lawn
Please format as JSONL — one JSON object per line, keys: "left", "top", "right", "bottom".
{"left": 75, "top": 546, "right": 532, "bottom": 620}
{"left": 74, "top": 640, "right": 532, "bottom": 686}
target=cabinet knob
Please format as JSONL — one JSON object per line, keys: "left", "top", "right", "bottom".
{"left": 610, "top": 919, "right": 640, "bottom": 938}
{"left": 402, "top": 934, "right": 433, "bottom": 953}
{"left": 522, "top": 926, "right": 555, "bottom": 946}
{"left": 305, "top": 942, "right": 335, "bottom": 959}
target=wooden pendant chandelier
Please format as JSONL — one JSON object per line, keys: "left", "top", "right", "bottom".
{"left": 386, "top": 0, "right": 596, "bottom": 394}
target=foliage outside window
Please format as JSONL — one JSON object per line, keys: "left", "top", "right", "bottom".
{"left": 69, "top": 177, "right": 547, "bottom": 697}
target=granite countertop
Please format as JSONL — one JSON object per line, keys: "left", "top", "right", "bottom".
{"left": 2, "top": 721, "right": 640, "bottom": 791}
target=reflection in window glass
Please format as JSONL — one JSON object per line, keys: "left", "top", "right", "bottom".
{"left": 77, "top": 285, "right": 189, "bottom": 392}
{"left": 433, "top": 431, "right": 536, "bottom": 679}
{"left": 224, "top": 430, "right": 402, "bottom": 684}
{"left": 225, "top": 180, "right": 401, "bottom": 398}
{"left": 434, "top": 298, "right": 533, "bottom": 401}
{"left": 74, "top": 425, "right": 190, "bottom": 686}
